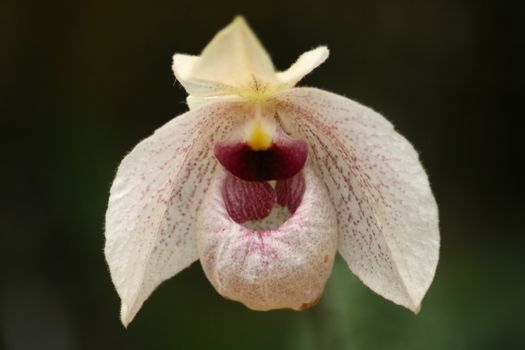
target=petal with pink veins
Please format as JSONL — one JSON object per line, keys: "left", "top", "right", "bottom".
{"left": 275, "top": 87, "right": 440, "bottom": 312}
{"left": 104, "top": 102, "right": 245, "bottom": 326}
{"left": 197, "top": 166, "right": 338, "bottom": 311}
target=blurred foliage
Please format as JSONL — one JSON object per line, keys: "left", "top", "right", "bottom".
{"left": 1, "top": 0, "right": 523, "bottom": 349}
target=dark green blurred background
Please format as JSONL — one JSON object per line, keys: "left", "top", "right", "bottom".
{"left": 1, "top": 0, "right": 523, "bottom": 349}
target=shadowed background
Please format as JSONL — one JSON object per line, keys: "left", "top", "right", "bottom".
{"left": 1, "top": 0, "right": 523, "bottom": 349}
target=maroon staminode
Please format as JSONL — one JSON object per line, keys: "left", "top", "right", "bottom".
{"left": 214, "top": 129, "right": 308, "bottom": 181}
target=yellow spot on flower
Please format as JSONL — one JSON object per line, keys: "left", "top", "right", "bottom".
{"left": 247, "top": 121, "right": 273, "bottom": 151}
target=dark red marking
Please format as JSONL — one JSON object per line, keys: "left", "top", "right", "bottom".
{"left": 214, "top": 131, "right": 308, "bottom": 181}
{"left": 275, "top": 172, "right": 306, "bottom": 213}
{"left": 222, "top": 173, "right": 276, "bottom": 223}
{"left": 221, "top": 172, "right": 307, "bottom": 224}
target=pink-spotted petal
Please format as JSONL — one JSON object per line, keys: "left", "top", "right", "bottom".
{"left": 275, "top": 88, "right": 439, "bottom": 312}
{"left": 197, "top": 166, "right": 337, "bottom": 311}
{"left": 104, "top": 102, "right": 243, "bottom": 326}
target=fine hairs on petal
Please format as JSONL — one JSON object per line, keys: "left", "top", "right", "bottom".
{"left": 106, "top": 16, "right": 440, "bottom": 327}
{"left": 105, "top": 102, "right": 244, "bottom": 326}
{"left": 275, "top": 88, "right": 439, "bottom": 312}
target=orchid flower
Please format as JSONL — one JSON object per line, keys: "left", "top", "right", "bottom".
{"left": 105, "top": 17, "right": 439, "bottom": 327}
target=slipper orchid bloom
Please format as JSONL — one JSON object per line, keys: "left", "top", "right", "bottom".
{"left": 105, "top": 17, "right": 439, "bottom": 327}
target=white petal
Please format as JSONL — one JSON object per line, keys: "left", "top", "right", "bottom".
{"left": 172, "top": 54, "right": 198, "bottom": 88}
{"left": 275, "top": 47, "right": 329, "bottom": 88}
{"left": 172, "top": 54, "right": 235, "bottom": 97}
{"left": 197, "top": 166, "right": 338, "bottom": 311}
{"left": 173, "top": 17, "right": 276, "bottom": 96}
{"left": 276, "top": 88, "right": 440, "bottom": 312}
{"left": 185, "top": 94, "right": 244, "bottom": 111}
{"left": 104, "top": 102, "right": 241, "bottom": 326}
